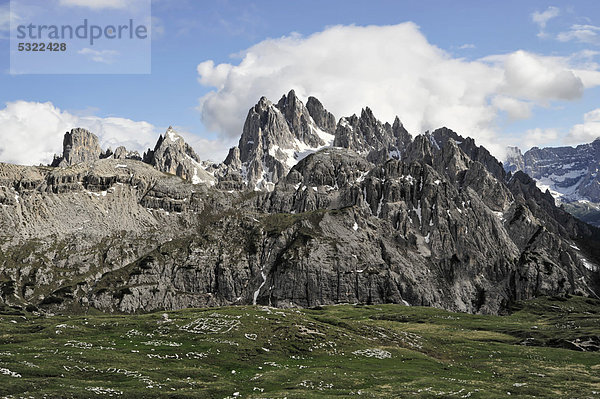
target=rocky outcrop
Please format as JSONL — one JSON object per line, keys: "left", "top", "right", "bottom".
{"left": 276, "top": 90, "right": 326, "bottom": 147}
{"left": 50, "top": 126, "right": 214, "bottom": 186}
{"left": 113, "top": 146, "right": 142, "bottom": 161}
{"left": 51, "top": 128, "right": 102, "bottom": 167}
{"left": 143, "top": 126, "right": 216, "bottom": 185}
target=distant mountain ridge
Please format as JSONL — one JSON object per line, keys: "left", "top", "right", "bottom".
{"left": 0, "top": 90, "right": 598, "bottom": 316}
{"left": 504, "top": 139, "right": 600, "bottom": 227}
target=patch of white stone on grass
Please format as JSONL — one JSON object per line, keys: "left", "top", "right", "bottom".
{"left": 85, "top": 386, "right": 123, "bottom": 396}
{"left": 64, "top": 340, "right": 93, "bottom": 349}
{"left": 298, "top": 380, "right": 334, "bottom": 390}
{"left": 0, "top": 367, "right": 21, "bottom": 378}
{"left": 141, "top": 340, "right": 182, "bottom": 347}
{"left": 62, "top": 365, "right": 159, "bottom": 389}
{"left": 351, "top": 348, "right": 392, "bottom": 359}
{"left": 147, "top": 353, "right": 180, "bottom": 360}
{"left": 186, "top": 351, "right": 208, "bottom": 359}
{"left": 179, "top": 313, "right": 241, "bottom": 334}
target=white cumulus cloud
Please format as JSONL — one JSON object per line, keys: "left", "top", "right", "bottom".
{"left": 196, "top": 23, "right": 599, "bottom": 157}
{"left": 491, "top": 96, "right": 532, "bottom": 121}
{"left": 0, "top": 101, "right": 231, "bottom": 166}
{"left": 497, "top": 50, "right": 584, "bottom": 101}
{"left": 565, "top": 108, "right": 600, "bottom": 144}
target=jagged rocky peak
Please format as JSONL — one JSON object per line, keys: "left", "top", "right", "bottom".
{"left": 393, "top": 116, "right": 412, "bottom": 145}
{"left": 51, "top": 127, "right": 102, "bottom": 167}
{"left": 405, "top": 131, "right": 468, "bottom": 179}
{"left": 223, "top": 90, "right": 336, "bottom": 190}
{"left": 429, "top": 127, "right": 506, "bottom": 181}
{"left": 224, "top": 91, "right": 419, "bottom": 190}
{"left": 144, "top": 126, "right": 215, "bottom": 186}
{"left": 276, "top": 89, "right": 326, "bottom": 147}
{"left": 306, "top": 96, "right": 337, "bottom": 134}
{"left": 333, "top": 107, "right": 412, "bottom": 163}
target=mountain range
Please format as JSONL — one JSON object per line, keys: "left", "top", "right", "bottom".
{"left": 0, "top": 90, "right": 598, "bottom": 316}
{"left": 504, "top": 141, "right": 600, "bottom": 228}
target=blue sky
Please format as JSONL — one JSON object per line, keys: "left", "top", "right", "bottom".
{"left": 1, "top": 0, "right": 600, "bottom": 164}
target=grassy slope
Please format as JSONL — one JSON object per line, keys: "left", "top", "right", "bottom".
{"left": 0, "top": 296, "right": 599, "bottom": 398}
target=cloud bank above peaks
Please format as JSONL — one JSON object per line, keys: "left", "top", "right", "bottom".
{"left": 0, "top": 101, "right": 157, "bottom": 165}
{"left": 0, "top": 101, "right": 231, "bottom": 166}
{"left": 196, "top": 22, "right": 600, "bottom": 156}
{"left": 565, "top": 108, "right": 600, "bottom": 144}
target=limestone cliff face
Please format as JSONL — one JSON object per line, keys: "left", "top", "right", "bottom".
{"left": 0, "top": 91, "right": 599, "bottom": 316}
{"left": 51, "top": 128, "right": 102, "bottom": 167}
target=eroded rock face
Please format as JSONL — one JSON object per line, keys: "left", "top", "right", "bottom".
{"left": 276, "top": 90, "right": 325, "bottom": 147}
{"left": 0, "top": 90, "right": 599, "bottom": 316}
{"left": 51, "top": 128, "right": 102, "bottom": 167}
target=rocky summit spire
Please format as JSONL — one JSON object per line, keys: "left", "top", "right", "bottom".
{"left": 222, "top": 90, "right": 336, "bottom": 190}
{"left": 144, "top": 126, "right": 215, "bottom": 185}
{"left": 51, "top": 128, "right": 102, "bottom": 167}
{"left": 306, "top": 96, "right": 337, "bottom": 134}
{"left": 333, "top": 108, "right": 412, "bottom": 164}
{"left": 276, "top": 89, "right": 325, "bottom": 147}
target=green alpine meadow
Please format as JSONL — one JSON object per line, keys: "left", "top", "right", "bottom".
{"left": 1, "top": 295, "right": 599, "bottom": 398}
